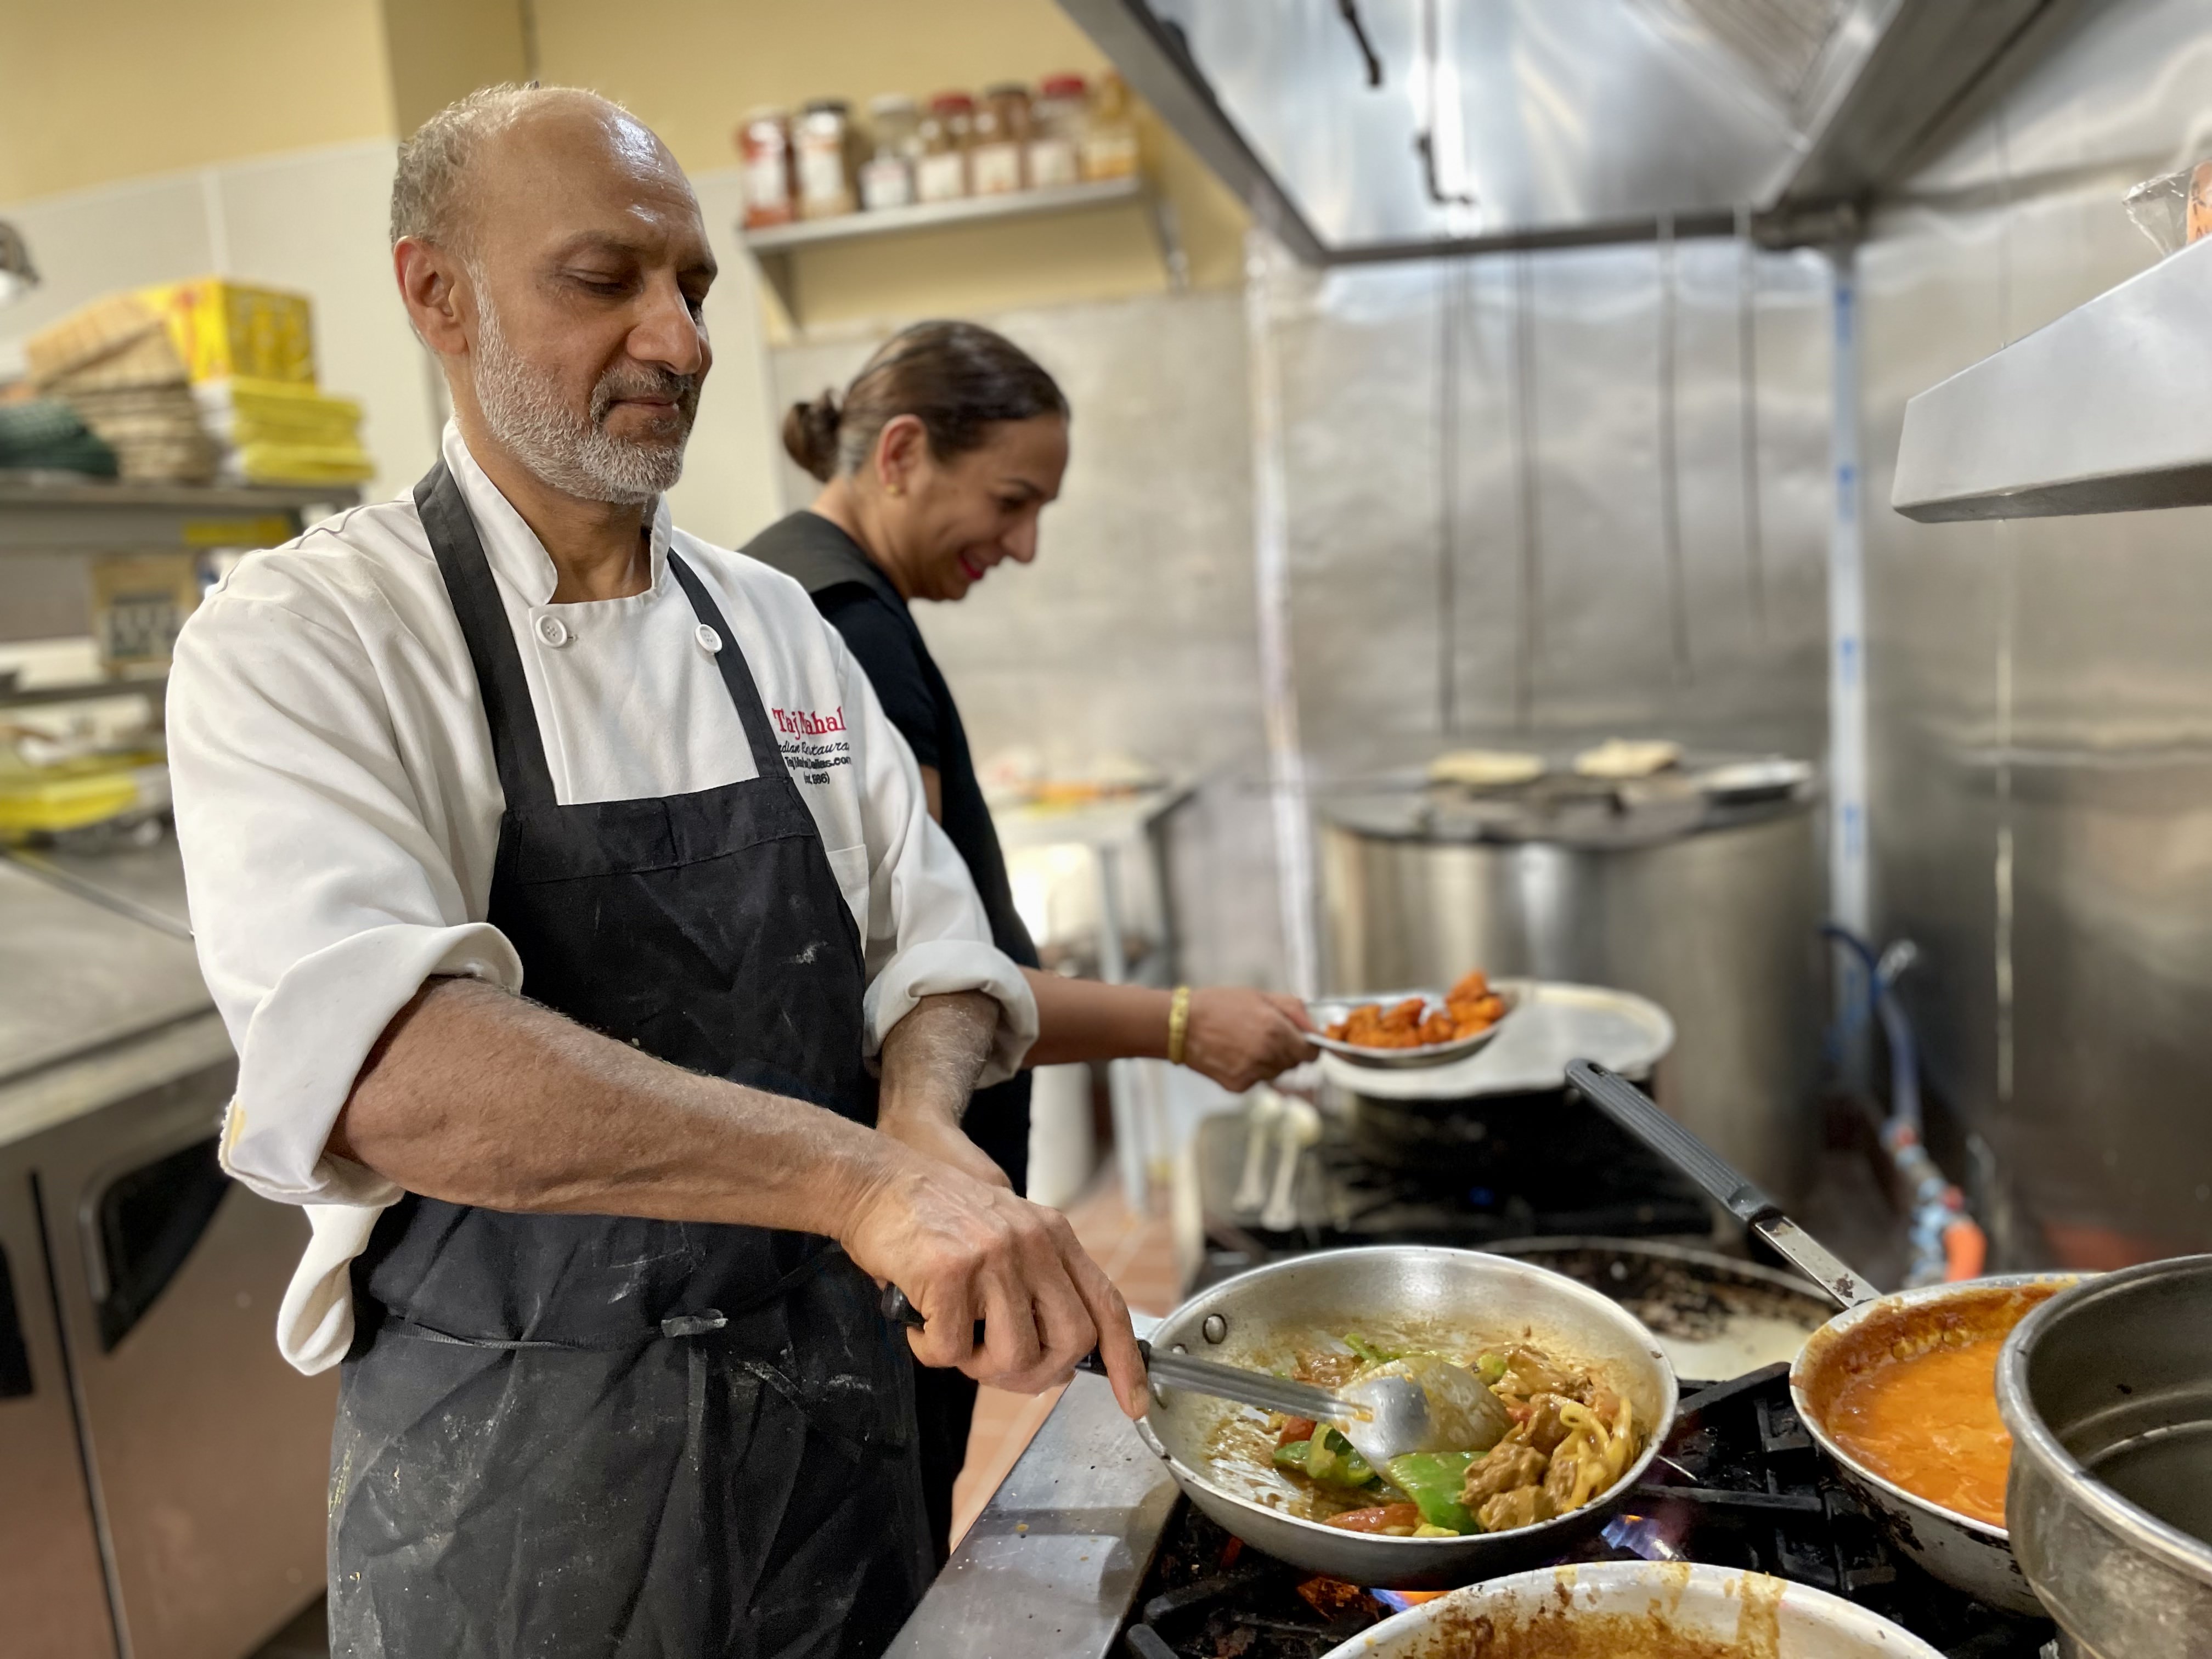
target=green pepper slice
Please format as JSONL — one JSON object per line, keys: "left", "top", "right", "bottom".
{"left": 1274, "top": 1427, "right": 1378, "bottom": 1490}
{"left": 1385, "top": 1451, "right": 1481, "bottom": 1534}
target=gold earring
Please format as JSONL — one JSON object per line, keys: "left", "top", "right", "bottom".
{"left": 888, "top": 483, "right": 904, "bottom": 498}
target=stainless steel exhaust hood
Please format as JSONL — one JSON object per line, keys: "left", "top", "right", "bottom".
{"left": 1057, "top": 0, "right": 2077, "bottom": 259}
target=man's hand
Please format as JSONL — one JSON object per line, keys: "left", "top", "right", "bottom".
{"left": 840, "top": 1150, "right": 1149, "bottom": 1419}
{"left": 1181, "top": 988, "right": 1318, "bottom": 1093}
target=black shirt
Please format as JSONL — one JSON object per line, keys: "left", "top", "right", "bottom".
{"left": 744, "top": 510, "right": 1038, "bottom": 1190}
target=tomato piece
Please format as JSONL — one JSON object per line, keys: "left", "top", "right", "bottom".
{"left": 1277, "top": 1417, "right": 1317, "bottom": 1447}
{"left": 1322, "top": 1503, "right": 1422, "bottom": 1533}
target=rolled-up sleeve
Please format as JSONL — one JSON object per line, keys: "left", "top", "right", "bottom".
{"left": 837, "top": 633, "right": 1036, "bottom": 1084}
{"left": 168, "top": 591, "right": 520, "bottom": 1208}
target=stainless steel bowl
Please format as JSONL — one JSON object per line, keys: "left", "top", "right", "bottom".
{"left": 1134, "top": 1246, "right": 1677, "bottom": 1588}
{"left": 1319, "top": 1561, "right": 1944, "bottom": 1659}
{"left": 1790, "top": 1275, "right": 2077, "bottom": 1617}
{"left": 1307, "top": 985, "right": 1522, "bottom": 1070}
{"left": 1998, "top": 1254, "right": 2212, "bottom": 1658}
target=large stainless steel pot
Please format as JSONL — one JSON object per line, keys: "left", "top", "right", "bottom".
{"left": 1791, "top": 1276, "right": 2077, "bottom": 1617}
{"left": 1997, "top": 1254, "right": 2212, "bottom": 1658}
{"left": 1320, "top": 783, "right": 1819, "bottom": 1200}
{"left": 1133, "top": 1246, "right": 1677, "bottom": 1588}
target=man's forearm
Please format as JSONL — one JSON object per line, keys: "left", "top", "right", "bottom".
{"left": 330, "top": 977, "right": 899, "bottom": 1238}
{"left": 876, "top": 989, "right": 1000, "bottom": 1127}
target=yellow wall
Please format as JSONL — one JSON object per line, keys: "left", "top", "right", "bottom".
{"left": 529, "top": 0, "right": 1248, "bottom": 331}
{"left": 0, "top": 0, "right": 396, "bottom": 201}
{"left": 380, "top": 0, "right": 531, "bottom": 138}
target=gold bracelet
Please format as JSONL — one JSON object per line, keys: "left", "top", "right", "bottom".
{"left": 1167, "top": 985, "right": 1193, "bottom": 1066}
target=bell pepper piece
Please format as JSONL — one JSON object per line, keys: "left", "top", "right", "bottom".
{"left": 1344, "top": 1333, "right": 1401, "bottom": 1367}
{"left": 1385, "top": 1451, "right": 1481, "bottom": 1534}
{"left": 1274, "top": 1427, "right": 1378, "bottom": 1489}
{"left": 1277, "top": 1416, "right": 1317, "bottom": 1447}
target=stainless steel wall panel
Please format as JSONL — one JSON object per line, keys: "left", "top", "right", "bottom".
{"left": 1265, "top": 234, "right": 1833, "bottom": 780}
{"left": 1861, "top": 0, "right": 2212, "bottom": 1265}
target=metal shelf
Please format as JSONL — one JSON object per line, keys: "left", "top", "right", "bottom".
{"left": 1892, "top": 235, "right": 2212, "bottom": 522}
{"left": 0, "top": 476, "right": 359, "bottom": 554}
{"left": 741, "top": 175, "right": 1184, "bottom": 325}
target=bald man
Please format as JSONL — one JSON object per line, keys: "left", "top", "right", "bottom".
{"left": 166, "top": 86, "right": 1146, "bottom": 1658}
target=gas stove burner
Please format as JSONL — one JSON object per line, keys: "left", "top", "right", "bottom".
{"left": 1117, "top": 1367, "right": 2056, "bottom": 1659}
{"left": 1187, "top": 1105, "right": 1712, "bottom": 1289}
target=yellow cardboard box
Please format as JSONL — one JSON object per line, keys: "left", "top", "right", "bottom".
{"left": 138, "top": 278, "right": 317, "bottom": 386}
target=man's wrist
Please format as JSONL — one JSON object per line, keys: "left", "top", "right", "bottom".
{"left": 876, "top": 1085, "right": 968, "bottom": 1129}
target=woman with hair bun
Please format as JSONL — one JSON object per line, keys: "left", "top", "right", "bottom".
{"left": 746, "top": 320, "right": 1316, "bottom": 1560}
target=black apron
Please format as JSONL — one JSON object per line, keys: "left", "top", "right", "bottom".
{"left": 327, "top": 464, "right": 931, "bottom": 1659}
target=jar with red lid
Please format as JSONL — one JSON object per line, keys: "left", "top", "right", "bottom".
{"left": 736, "top": 106, "right": 794, "bottom": 228}
{"left": 915, "top": 92, "right": 974, "bottom": 203}
{"left": 794, "top": 98, "right": 856, "bottom": 219}
{"left": 1028, "top": 73, "right": 1087, "bottom": 189}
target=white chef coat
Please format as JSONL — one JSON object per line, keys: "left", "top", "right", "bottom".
{"left": 167, "top": 422, "right": 1036, "bottom": 1375}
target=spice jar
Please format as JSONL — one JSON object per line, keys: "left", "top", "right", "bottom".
{"left": 915, "top": 92, "right": 974, "bottom": 204}
{"left": 1028, "top": 73, "right": 1087, "bottom": 190}
{"left": 970, "top": 82, "right": 1031, "bottom": 196}
{"left": 860, "top": 93, "right": 920, "bottom": 211}
{"left": 1080, "top": 71, "right": 1141, "bottom": 182}
{"left": 736, "top": 106, "right": 795, "bottom": 229}
{"left": 794, "top": 98, "right": 856, "bottom": 219}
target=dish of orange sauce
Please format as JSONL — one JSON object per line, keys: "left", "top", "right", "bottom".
{"left": 1825, "top": 1334, "right": 2013, "bottom": 1527}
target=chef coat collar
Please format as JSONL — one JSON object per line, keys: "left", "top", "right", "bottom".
{"left": 769, "top": 511, "right": 907, "bottom": 613}
{"left": 437, "top": 420, "right": 674, "bottom": 607}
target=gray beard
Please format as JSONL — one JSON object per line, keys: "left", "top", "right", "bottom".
{"left": 470, "top": 289, "right": 698, "bottom": 506}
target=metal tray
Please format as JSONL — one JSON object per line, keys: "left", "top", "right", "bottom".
{"left": 1305, "top": 984, "right": 1519, "bottom": 1069}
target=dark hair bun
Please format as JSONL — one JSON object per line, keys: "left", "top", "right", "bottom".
{"left": 781, "top": 392, "right": 843, "bottom": 481}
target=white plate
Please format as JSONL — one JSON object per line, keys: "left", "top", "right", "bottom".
{"left": 1306, "top": 985, "right": 1519, "bottom": 1069}
{"left": 1318, "top": 980, "right": 1674, "bottom": 1099}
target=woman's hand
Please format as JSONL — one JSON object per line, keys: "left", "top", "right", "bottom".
{"left": 1180, "top": 987, "right": 1318, "bottom": 1092}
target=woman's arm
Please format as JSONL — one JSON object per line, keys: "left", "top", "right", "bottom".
{"left": 1023, "top": 970, "right": 1317, "bottom": 1093}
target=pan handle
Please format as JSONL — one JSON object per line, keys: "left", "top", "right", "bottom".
{"left": 1566, "top": 1059, "right": 1778, "bottom": 1228}
{"left": 880, "top": 1282, "right": 1130, "bottom": 1377}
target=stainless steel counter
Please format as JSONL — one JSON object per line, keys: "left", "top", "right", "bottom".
{"left": 887, "top": 1377, "right": 1178, "bottom": 1659}
{"left": 0, "top": 855, "right": 209, "bottom": 1090}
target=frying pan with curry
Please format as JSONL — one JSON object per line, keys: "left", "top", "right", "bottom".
{"left": 1567, "top": 1063, "right": 2076, "bottom": 1618}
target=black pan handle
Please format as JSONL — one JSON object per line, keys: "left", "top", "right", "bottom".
{"left": 1566, "top": 1060, "right": 1779, "bottom": 1228}
{"left": 879, "top": 1283, "right": 1127, "bottom": 1377}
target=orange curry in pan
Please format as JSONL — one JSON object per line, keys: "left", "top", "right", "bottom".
{"left": 1801, "top": 1282, "right": 2066, "bottom": 1530}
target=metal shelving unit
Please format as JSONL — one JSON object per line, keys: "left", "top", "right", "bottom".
{"left": 742, "top": 174, "right": 1186, "bottom": 324}
{"left": 0, "top": 475, "right": 358, "bottom": 555}
{"left": 1891, "top": 235, "right": 2212, "bottom": 522}
{"left": 0, "top": 474, "right": 357, "bottom": 709}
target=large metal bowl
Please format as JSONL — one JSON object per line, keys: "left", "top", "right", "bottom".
{"left": 1318, "top": 1561, "right": 1943, "bottom": 1659}
{"left": 1133, "top": 1246, "right": 1677, "bottom": 1588}
{"left": 1997, "top": 1254, "right": 2212, "bottom": 1658}
{"left": 1790, "top": 1275, "right": 2077, "bottom": 1617}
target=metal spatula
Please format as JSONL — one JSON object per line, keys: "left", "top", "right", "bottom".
{"left": 879, "top": 1285, "right": 1506, "bottom": 1465}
